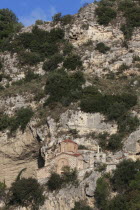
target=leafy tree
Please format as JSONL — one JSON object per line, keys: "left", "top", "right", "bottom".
{"left": 0, "top": 9, "right": 23, "bottom": 50}
{"left": 95, "top": 6, "right": 117, "bottom": 26}
{"left": 47, "top": 172, "right": 63, "bottom": 191}
{"left": 45, "top": 70, "right": 85, "bottom": 106}
{"left": 47, "top": 167, "right": 78, "bottom": 191}
{"left": 52, "top": 13, "right": 62, "bottom": 22}
{"left": 9, "top": 178, "right": 45, "bottom": 210}
{"left": 111, "top": 159, "right": 140, "bottom": 192}
{"left": 94, "top": 177, "right": 110, "bottom": 209}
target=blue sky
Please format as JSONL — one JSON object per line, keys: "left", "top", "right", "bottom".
{"left": 0, "top": 0, "right": 93, "bottom": 26}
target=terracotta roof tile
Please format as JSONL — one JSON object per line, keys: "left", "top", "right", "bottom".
{"left": 62, "top": 139, "right": 77, "bottom": 144}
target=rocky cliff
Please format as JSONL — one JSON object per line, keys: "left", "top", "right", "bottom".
{"left": 0, "top": 1, "right": 140, "bottom": 210}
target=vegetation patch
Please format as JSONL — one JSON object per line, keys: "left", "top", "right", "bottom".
{"left": 63, "top": 54, "right": 82, "bottom": 70}
{"left": 9, "top": 178, "right": 45, "bottom": 210}
{"left": 95, "top": 42, "right": 110, "bottom": 54}
{"left": 47, "top": 166, "right": 78, "bottom": 191}
{"left": 45, "top": 70, "right": 85, "bottom": 106}
{"left": 43, "top": 54, "right": 63, "bottom": 72}
{"left": 95, "top": 159, "right": 140, "bottom": 210}
{"left": 0, "top": 107, "right": 34, "bottom": 132}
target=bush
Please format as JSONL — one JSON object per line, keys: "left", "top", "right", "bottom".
{"left": 14, "top": 107, "right": 34, "bottom": 132}
{"left": 52, "top": 13, "right": 73, "bottom": 25}
{"left": 0, "top": 114, "right": 11, "bottom": 131}
{"left": 95, "top": 42, "right": 110, "bottom": 54}
{"left": 45, "top": 70, "right": 85, "bottom": 106}
{"left": 19, "top": 51, "right": 43, "bottom": 66}
{"left": 9, "top": 178, "right": 45, "bottom": 210}
{"left": 118, "top": 114, "right": 139, "bottom": 134}
{"left": 111, "top": 159, "right": 140, "bottom": 192}
{"left": 63, "top": 54, "right": 82, "bottom": 70}
{"left": 118, "top": 63, "right": 129, "bottom": 72}
{"left": 94, "top": 177, "right": 110, "bottom": 209}
{"left": 52, "top": 13, "right": 62, "bottom": 22}
{"left": 78, "top": 145, "right": 88, "bottom": 150}
{"left": 63, "top": 42, "right": 73, "bottom": 56}
{"left": 49, "top": 28, "right": 65, "bottom": 42}
{"left": 47, "top": 172, "right": 63, "bottom": 191}
{"left": 47, "top": 167, "right": 78, "bottom": 191}
{"left": 107, "top": 134, "right": 123, "bottom": 152}
{"left": 0, "top": 9, "right": 22, "bottom": 47}
{"left": 0, "top": 182, "right": 6, "bottom": 201}
{"left": 35, "top": 20, "right": 44, "bottom": 25}
{"left": 71, "top": 201, "right": 93, "bottom": 210}
{"left": 61, "top": 15, "right": 73, "bottom": 25}
{"left": 43, "top": 54, "right": 63, "bottom": 72}
{"left": 24, "top": 70, "right": 40, "bottom": 82}
{"left": 95, "top": 6, "right": 117, "bottom": 26}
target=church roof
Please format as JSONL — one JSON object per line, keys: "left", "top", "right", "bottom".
{"left": 62, "top": 139, "right": 77, "bottom": 144}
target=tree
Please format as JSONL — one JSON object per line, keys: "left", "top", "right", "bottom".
{"left": 94, "top": 177, "right": 110, "bottom": 209}
{"left": 0, "top": 9, "right": 22, "bottom": 44}
{"left": 111, "top": 159, "right": 140, "bottom": 192}
{"left": 9, "top": 178, "right": 45, "bottom": 210}
{"left": 47, "top": 172, "right": 63, "bottom": 191}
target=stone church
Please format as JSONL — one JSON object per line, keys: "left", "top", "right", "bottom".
{"left": 51, "top": 139, "right": 85, "bottom": 174}
{"left": 37, "top": 139, "right": 86, "bottom": 181}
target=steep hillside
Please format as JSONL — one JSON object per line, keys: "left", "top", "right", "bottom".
{"left": 0, "top": 1, "right": 140, "bottom": 209}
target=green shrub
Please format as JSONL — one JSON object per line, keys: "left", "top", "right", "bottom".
{"left": 94, "top": 177, "right": 110, "bottom": 209}
{"left": 107, "top": 102, "right": 127, "bottom": 121}
{"left": 0, "top": 181, "right": 6, "bottom": 202}
{"left": 14, "top": 107, "right": 34, "bottom": 132}
{"left": 49, "top": 28, "right": 65, "bottom": 42}
{"left": 35, "top": 20, "right": 44, "bottom": 25}
{"left": 0, "top": 9, "right": 23, "bottom": 50}
{"left": 47, "top": 172, "right": 63, "bottom": 191}
{"left": 95, "top": 6, "right": 117, "bottom": 26}
{"left": 45, "top": 70, "right": 85, "bottom": 106}
{"left": 19, "top": 51, "right": 43, "bottom": 66}
{"left": 118, "top": 114, "right": 139, "bottom": 134}
{"left": 63, "top": 54, "right": 82, "bottom": 70}
{"left": 78, "top": 145, "right": 88, "bottom": 150}
{"left": 118, "top": 63, "right": 129, "bottom": 72}
{"left": 24, "top": 70, "right": 40, "bottom": 82}
{"left": 52, "top": 13, "right": 62, "bottom": 22}
{"left": 61, "top": 15, "right": 73, "bottom": 25}
{"left": 120, "top": 24, "right": 133, "bottom": 40}
{"left": 43, "top": 42, "right": 58, "bottom": 57}
{"left": 43, "top": 54, "right": 63, "bottom": 72}
{"left": 9, "top": 178, "right": 45, "bottom": 209}
{"left": 47, "top": 167, "right": 78, "bottom": 191}
{"left": 111, "top": 159, "right": 140, "bottom": 192}
{"left": 71, "top": 201, "right": 93, "bottom": 210}
{"left": 107, "top": 134, "right": 123, "bottom": 152}
{"left": 0, "top": 61, "right": 3, "bottom": 69}
{"left": 63, "top": 42, "right": 73, "bottom": 56}
{"left": 95, "top": 42, "right": 110, "bottom": 54}
{"left": 133, "top": 55, "right": 140, "bottom": 62}
{"left": 0, "top": 114, "right": 11, "bottom": 131}
{"left": 52, "top": 13, "right": 73, "bottom": 25}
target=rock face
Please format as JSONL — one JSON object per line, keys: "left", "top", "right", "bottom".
{"left": 40, "top": 171, "right": 100, "bottom": 210}
{"left": 0, "top": 128, "right": 39, "bottom": 187}
{"left": 59, "top": 110, "right": 117, "bottom": 135}
{"left": 0, "top": 2, "right": 140, "bottom": 210}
